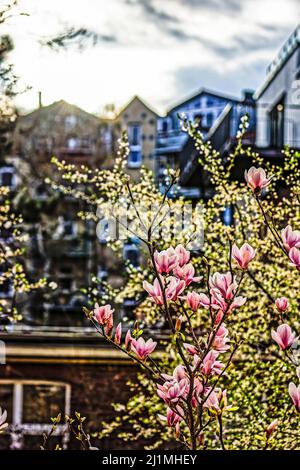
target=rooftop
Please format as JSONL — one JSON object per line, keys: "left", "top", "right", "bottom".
{"left": 255, "top": 24, "right": 300, "bottom": 99}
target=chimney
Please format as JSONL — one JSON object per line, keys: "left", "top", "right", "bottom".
{"left": 38, "top": 91, "right": 43, "bottom": 108}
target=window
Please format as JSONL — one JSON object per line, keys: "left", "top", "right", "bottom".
{"left": 206, "top": 112, "right": 214, "bottom": 128}
{"left": 270, "top": 97, "right": 285, "bottom": 148}
{"left": 0, "top": 380, "right": 71, "bottom": 450}
{"left": 0, "top": 266, "right": 13, "bottom": 298}
{"left": 127, "top": 124, "right": 142, "bottom": 168}
{"left": 206, "top": 98, "right": 215, "bottom": 107}
{"left": 123, "top": 241, "right": 140, "bottom": 267}
{"left": 0, "top": 167, "right": 16, "bottom": 190}
{"left": 162, "top": 121, "right": 168, "bottom": 133}
{"left": 222, "top": 206, "right": 233, "bottom": 226}
{"left": 67, "top": 136, "right": 79, "bottom": 150}
{"left": 128, "top": 124, "right": 141, "bottom": 146}
{"left": 128, "top": 150, "right": 142, "bottom": 168}
{"left": 141, "top": 112, "right": 147, "bottom": 119}
{"left": 58, "top": 265, "right": 74, "bottom": 292}
{"left": 0, "top": 277, "right": 13, "bottom": 298}
{"left": 63, "top": 220, "right": 76, "bottom": 237}
{"left": 55, "top": 216, "right": 77, "bottom": 239}
{"left": 65, "top": 115, "right": 77, "bottom": 129}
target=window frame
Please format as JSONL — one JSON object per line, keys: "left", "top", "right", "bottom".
{"left": 0, "top": 379, "right": 71, "bottom": 449}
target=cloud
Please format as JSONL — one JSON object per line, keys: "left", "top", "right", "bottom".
{"left": 125, "top": 0, "right": 179, "bottom": 24}
{"left": 9, "top": 0, "right": 300, "bottom": 114}
{"left": 177, "top": 0, "right": 244, "bottom": 14}
{"left": 172, "top": 58, "right": 269, "bottom": 103}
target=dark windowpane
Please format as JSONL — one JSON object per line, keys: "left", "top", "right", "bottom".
{"left": 0, "top": 384, "right": 13, "bottom": 421}
{"left": 1, "top": 172, "right": 13, "bottom": 187}
{"left": 23, "top": 384, "right": 66, "bottom": 424}
{"left": 0, "top": 434, "right": 11, "bottom": 450}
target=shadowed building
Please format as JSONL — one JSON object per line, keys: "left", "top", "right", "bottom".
{"left": 114, "top": 95, "right": 160, "bottom": 179}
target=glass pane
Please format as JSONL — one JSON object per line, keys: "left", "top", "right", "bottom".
{"left": 23, "top": 384, "right": 66, "bottom": 424}
{"left": 0, "top": 383, "right": 13, "bottom": 422}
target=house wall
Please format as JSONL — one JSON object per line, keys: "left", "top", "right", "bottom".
{"left": 117, "top": 98, "right": 158, "bottom": 178}
{"left": 256, "top": 47, "right": 300, "bottom": 148}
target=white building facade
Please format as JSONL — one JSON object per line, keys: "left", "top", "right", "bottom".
{"left": 256, "top": 25, "right": 300, "bottom": 149}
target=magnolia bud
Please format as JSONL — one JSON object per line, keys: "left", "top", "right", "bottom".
{"left": 175, "top": 316, "right": 183, "bottom": 331}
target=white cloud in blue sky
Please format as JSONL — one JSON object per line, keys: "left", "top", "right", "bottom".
{"left": 2, "top": 0, "right": 300, "bottom": 114}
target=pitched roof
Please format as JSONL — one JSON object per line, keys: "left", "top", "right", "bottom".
{"left": 18, "top": 99, "right": 101, "bottom": 123}
{"left": 255, "top": 24, "right": 300, "bottom": 99}
{"left": 116, "top": 95, "right": 161, "bottom": 118}
{"left": 167, "top": 87, "right": 239, "bottom": 114}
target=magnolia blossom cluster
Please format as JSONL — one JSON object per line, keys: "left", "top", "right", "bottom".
{"left": 281, "top": 225, "right": 300, "bottom": 269}
{"left": 144, "top": 244, "right": 254, "bottom": 322}
{"left": 143, "top": 244, "right": 255, "bottom": 431}
{"left": 157, "top": 363, "right": 231, "bottom": 433}
{"left": 93, "top": 303, "right": 157, "bottom": 361}
{"left": 143, "top": 245, "right": 201, "bottom": 305}
{"left": 185, "top": 271, "right": 247, "bottom": 325}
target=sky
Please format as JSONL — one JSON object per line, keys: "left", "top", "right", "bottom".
{"left": 2, "top": 0, "right": 300, "bottom": 116}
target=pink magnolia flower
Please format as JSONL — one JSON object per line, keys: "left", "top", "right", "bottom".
{"left": 232, "top": 243, "right": 256, "bottom": 269}
{"left": 244, "top": 166, "right": 273, "bottom": 192}
{"left": 175, "top": 244, "right": 190, "bottom": 267}
{"left": 183, "top": 343, "right": 199, "bottom": 356}
{"left": 157, "top": 379, "right": 188, "bottom": 404}
{"left": 288, "top": 382, "right": 300, "bottom": 412}
{"left": 281, "top": 225, "right": 300, "bottom": 252}
{"left": 161, "top": 365, "right": 187, "bottom": 383}
{"left": 154, "top": 247, "right": 177, "bottom": 274}
{"left": 173, "top": 263, "right": 201, "bottom": 286}
{"left": 143, "top": 278, "right": 164, "bottom": 305}
{"left": 289, "top": 247, "right": 300, "bottom": 270}
{"left": 228, "top": 295, "right": 247, "bottom": 312}
{"left": 266, "top": 419, "right": 279, "bottom": 438}
{"left": 0, "top": 408, "right": 8, "bottom": 433}
{"left": 211, "top": 288, "right": 246, "bottom": 314}
{"left": 131, "top": 337, "right": 157, "bottom": 360}
{"left": 186, "top": 292, "right": 210, "bottom": 311}
{"left": 200, "top": 350, "right": 224, "bottom": 376}
{"left": 209, "top": 272, "right": 237, "bottom": 301}
{"left": 125, "top": 330, "right": 132, "bottom": 350}
{"left": 210, "top": 324, "right": 230, "bottom": 352}
{"left": 158, "top": 406, "right": 182, "bottom": 428}
{"left": 275, "top": 297, "right": 289, "bottom": 313}
{"left": 203, "top": 389, "right": 231, "bottom": 413}
{"left": 93, "top": 303, "right": 114, "bottom": 334}
{"left": 271, "top": 324, "right": 298, "bottom": 350}
{"left": 165, "top": 276, "right": 186, "bottom": 301}
{"left": 114, "top": 322, "right": 122, "bottom": 345}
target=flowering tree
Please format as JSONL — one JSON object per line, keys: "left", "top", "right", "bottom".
{"left": 0, "top": 186, "right": 47, "bottom": 325}
{"left": 50, "top": 119, "right": 300, "bottom": 450}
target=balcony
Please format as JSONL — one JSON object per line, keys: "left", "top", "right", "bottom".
{"left": 155, "top": 129, "right": 188, "bottom": 155}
